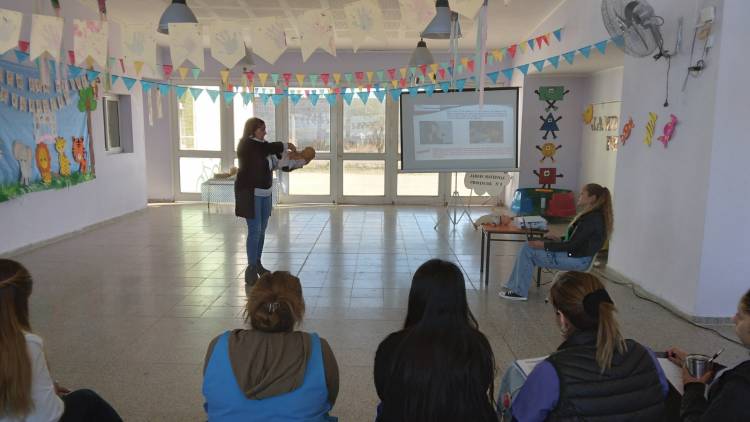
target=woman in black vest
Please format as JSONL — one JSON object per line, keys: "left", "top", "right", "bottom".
{"left": 373, "top": 259, "right": 497, "bottom": 422}
{"left": 234, "top": 117, "right": 294, "bottom": 285}
{"left": 509, "top": 271, "right": 667, "bottom": 421}
{"left": 667, "top": 288, "right": 750, "bottom": 421}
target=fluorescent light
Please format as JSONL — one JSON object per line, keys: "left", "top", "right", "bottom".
{"left": 158, "top": 0, "right": 198, "bottom": 34}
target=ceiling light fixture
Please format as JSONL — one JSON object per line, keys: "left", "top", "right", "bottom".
{"left": 158, "top": 0, "right": 199, "bottom": 35}
{"left": 421, "top": 0, "right": 462, "bottom": 39}
{"left": 409, "top": 39, "right": 435, "bottom": 66}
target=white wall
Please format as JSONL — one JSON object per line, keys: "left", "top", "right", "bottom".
{"left": 0, "top": 0, "right": 148, "bottom": 254}
{"left": 578, "top": 67, "right": 622, "bottom": 192}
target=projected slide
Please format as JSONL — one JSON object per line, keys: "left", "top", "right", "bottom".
{"left": 401, "top": 88, "right": 519, "bottom": 173}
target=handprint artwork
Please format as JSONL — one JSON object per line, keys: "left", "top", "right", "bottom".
{"left": 210, "top": 27, "right": 245, "bottom": 68}
{"left": 30, "top": 15, "right": 63, "bottom": 60}
{"left": 169, "top": 24, "right": 204, "bottom": 69}
{"left": 0, "top": 10, "right": 23, "bottom": 53}
{"left": 122, "top": 25, "right": 156, "bottom": 64}
{"left": 252, "top": 18, "right": 287, "bottom": 64}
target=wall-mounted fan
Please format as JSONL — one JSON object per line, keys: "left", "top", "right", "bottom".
{"left": 602, "top": 0, "right": 668, "bottom": 59}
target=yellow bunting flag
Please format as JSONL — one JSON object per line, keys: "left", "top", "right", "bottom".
{"left": 86, "top": 57, "right": 94, "bottom": 68}
{"left": 296, "top": 74, "right": 306, "bottom": 85}
{"left": 460, "top": 57, "right": 469, "bottom": 68}
{"left": 333, "top": 73, "right": 342, "bottom": 85}
{"left": 134, "top": 61, "right": 144, "bottom": 76}
{"left": 492, "top": 49, "right": 503, "bottom": 62}
{"left": 391, "top": 79, "right": 398, "bottom": 88}
{"left": 178, "top": 67, "right": 189, "bottom": 80}
{"left": 519, "top": 42, "right": 527, "bottom": 53}
{"left": 367, "top": 71, "right": 374, "bottom": 83}
{"left": 258, "top": 73, "right": 268, "bottom": 85}
{"left": 399, "top": 67, "right": 408, "bottom": 79}
{"left": 430, "top": 63, "right": 440, "bottom": 74}
{"left": 220, "top": 69, "right": 230, "bottom": 86}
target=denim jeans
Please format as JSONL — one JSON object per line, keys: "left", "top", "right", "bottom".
{"left": 245, "top": 195, "right": 273, "bottom": 265}
{"left": 505, "top": 244, "right": 593, "bottom": 297}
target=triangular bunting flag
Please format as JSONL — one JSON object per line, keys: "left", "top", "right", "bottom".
{"left": 15, "top": 50, "right": 29, "bottom": 62}
{"left": 366, "top": 71, "right": 374, "bottom": 83}
{"left": 271, "top": 94, "right": 284, "bottom": 107}
{"left": 270, "top": 73, "right": 280, "bottom": 85}
{"left": 122, "top": 77, "right": 137, "bottom": 91}
{"left": 520, "top": 42, "right": 527, "bottom": 54}
{"left": 258, "top": 73, "right": 269, "bottom": 85}
{"left": 207, "top": 89, "right": 220, "bottom": 103}
{"left": 543, "top": 34, "right": 550, "bottom": 46}
{"left": 594, "top": 40, "right": 608, "bottom": 55}
{"left": 440, "top": 81, "right": 450, "bottom": 92}
{"left": 357, "top": 91, "right": 369, "bottom": 104}
{"left": 536, "top": 36, "right": 544, "bottom": 49}
{"left": 333, "top": 73, "right": 342, "bottom": 85}
{"left": 176, "top": 86, "right": 188, "bottom": 99}
{"left": 309, "top": 93, "right": 320, "bottom": 106}
{"left": 467, "top": 60, "right": 475, "bottom": 73}
{"left": 532, "top": 60, "right": 545, "bottom": 72}
{"left": 376, "top": 70, "right": 385, "bottom": 82}
{"left": 553, "top": 28, "right": 563, "bottom": 42}
{"left": 425, "top": 84, "right": 435, "bottom": 96}
{"left": 134, "top": 61, "right": 144, "bottom": 76}
{"left": 242, "top": 92, "right": 252, "bottom": 106}
{"left": 492, "top": 49, "right": 503, "bottom": 62}
{"left": 325, "top": 93, "right": 337, "bottom": 105}
{"left": 408, "top": 86, "right": 418, "bottom": 97}
{"left": 289, "top": 94, "right": 302, "bottom": 105}
{"left": 162, "top": 64, "right": 173, "bottom": 79}
{"left": 399, "top": 68, "right": 408, "bottom": 79}
{"left": 408, "top": 66, "right": 417, "bottom": 78}
{"left": 487, "top": 71, "right": 499, "bottom": 83}
{"left": 612, "top": 35, "right": 625, "bottom": 47}
{"left": 141, "top": 81, "right": 153, "bottom": 92}
{"left": 259, "top": 93, "right": 270, "bottom": 105}
{"left": 158, "top": 84, "right": 170, "bottom": 96}
{"left": 69, "top": 66, "right": 82, "bottom": 78}
{"left": 399, "top": 78, "right": 408, "bottom": 88}
{"left": 387, "top": 68, "right": 397, "bottom": 80}
{"left": 501, "top": 68, "right": 514, "bottom": 80}
{"left": 391, "top": 80, "right": 399, "bottom": 89}
{"left": 374, "top": 89, "right": 386, "bottom": 103}
{"left": 320, "top": 73, "right": 330, "bottom": 86}
{"left": 189, "top": 87, "right": 203, "bottom": 100}
{"left": 342, "top": 91, "right": 354, "bottom": 105}
{"left": 456, "top": 78, "right": 466, "bottom": 91}
{"left": 309, "top": 74, "right": 318, "bottom": 86}
{"left": 548, "top": 56, "right": 560, "bottom": 68}
{"left": 527, "top": 39, "right": 535, "bottom": 50}
{"left": 389, "top": 89, "right": 401, "bottom": 102}
{"left": 178, "top": 67, "right": 189, "bottom": 80}
{"left": 296, "top": 74, "right": 306, "bottom": 85}
{"left": 355, "top": 71, "right": 365, "bottom": 82}
{"left": 508, "top": 44, "right": 517, "bottom": 58}
{"left": 579, "top": 46, "right": 592, "bottom": 58}
{"left": 456, "top": 64, "right": 464, "bottom": 74}
{"left": 344, "top": 73, "right": 353, "bottom": 84}
{"left": 223, "top": 91, "right": 235, "bottom": 104}
{"left": 438, "top": 68, "right": 447, "bottom": 80}
{"left": 562, "top": 51, "right": 576, "bottom": 64}
{"left": 111, "top": 74, "right": 120, "bottom": 86}
{"left": 86, "top": 70, "right": 100, "bottom": 82}
{"left": 517, "top": 64, "right": 530, "bottom": 75}
{"left": 220, "top": 69, "right": 230, "bottom": 86}
{"left": 283, "top": 73, "right": 292, "bottom": 86}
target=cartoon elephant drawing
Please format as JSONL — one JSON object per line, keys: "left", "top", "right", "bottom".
{"left": 13, "top": 141, "right": 33, "bottom": 186}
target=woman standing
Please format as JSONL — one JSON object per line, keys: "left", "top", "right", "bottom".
{"left": 500, "top": 183, "right": 613, "bottom": 301}
{"left": 235, "top": 117, "right": 295, "bottom": 285}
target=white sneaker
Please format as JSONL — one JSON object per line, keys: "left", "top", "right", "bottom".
{"left": 498, "top": 290, "right": 528, "bottom": 301}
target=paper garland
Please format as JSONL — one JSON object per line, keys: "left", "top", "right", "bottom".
{"left": 0, "top": 8, "right": 23, "bottom": 54}
{"left": 72, "top": 20, "right": 108, "bottom": 68}
{"left": 345, "top": 0, "right": 387, "bottom": 53}
{"left": 209, "top": 24, "right": 245, "bottom": 69}
{"left": 30, "top": 14, "right": 64, "bottom": 61}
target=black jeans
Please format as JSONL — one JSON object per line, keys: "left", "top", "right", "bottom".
{"left": 60, "top": 389, "right": 122, "bottom": 422}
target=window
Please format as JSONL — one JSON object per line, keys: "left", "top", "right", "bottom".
{"left": 103, "top": 96, "right": 121, "bottom": 152}
{"left": 343, "top": 92, "right": 385, "bottom": 153}
{"left": 289, "top": 88, "right": 331, "bottom": 153}
{"left": 178, "top": 86, "right": 221, "bottom": 151}
{"left": 343, "top": 160, "right": 385, "bottom": 196}
{"left": 233, "top": 87, "right": 276, "bottom": 149}
{"left": 397, "top": 161, "right": 439, "bottom": 196}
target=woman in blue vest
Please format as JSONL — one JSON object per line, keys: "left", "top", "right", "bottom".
{"left": 667, "top": 288, "right": 750, "bottom": 421}
{"left": 203, "top": 271, "right": 339, "bottom": 422}
{"left": 509, "top": 271, "right": 668, "bottom": 421}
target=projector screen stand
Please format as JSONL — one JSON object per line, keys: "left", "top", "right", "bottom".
{"left": 434, "top": 173, "right": 475, "bottom": 230}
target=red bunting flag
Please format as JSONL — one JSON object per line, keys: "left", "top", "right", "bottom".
{"left": 18, "top": 40, "right": 29, "bottom": 53}
{"left": 419, "top": 64, "right": 428, "bottom": 76}
{"left": 162, "top": 64, "right": 173, "bottom": 79}
{"left": 366, "top": 84, "right": 372, "bottom": 91}
{"left": 438, "top": 68, "right": 446, "bottom": 79}
{"left": 334, "top": 87, "right": 341, "bottom": 94}
{"left": 536, "top": 36, "right": 544, "bottom": 48}
{"left": 282, "top": 73, "right": 292, "bottom": 86}
{"left": 320, "top": 73, "right": 330, "bottom": 86}
{"left": 542, "top": 34, "right": 550, "bottom": 46}
{"left": 399, "top": 78, "right": 407, "bottom": 88}
{"left": 245, "top": 71, "right": 254, "bottom": 84}
{"left": 467, "top": 60, "right": 475, "bottom": 73}
{"left": 508, "top": 44, "right": 517, "bottom": 58}
{"left": 387, "top": 68, "right": 397, "bottom": 80}
{"left": 355, "top": 71, "right": 365, "bottom": 81}
{"left": 67, "top": 50, "right": 75, "bottom": 65}
{"left": 227, "top": 83, "right": 234, "bottom": 92}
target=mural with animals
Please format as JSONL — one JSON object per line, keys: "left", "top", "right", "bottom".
{"left": 0, "top": 59, "right": 93, "bottom": 203}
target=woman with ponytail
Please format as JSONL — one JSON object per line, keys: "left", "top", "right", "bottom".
{"left": 500, "top": 183, "right": 614, "bottom": 301}
{"left": 508, "top": 271, "right": 667, "bottom": 421}
{"left": 0, "top": 259, "right": 121, "bottom": 422}
{"left": 202, "top": 271, "right": 339, "bottom": 421}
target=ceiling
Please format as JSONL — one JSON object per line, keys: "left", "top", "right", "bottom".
{"left": 81, "top": 0, "right": 566, "bottom": 51}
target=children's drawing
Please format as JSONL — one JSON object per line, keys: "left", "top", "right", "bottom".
{"left": 533, "top": 168, "right": 563, "bottom": 189}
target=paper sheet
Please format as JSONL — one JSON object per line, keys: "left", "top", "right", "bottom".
{"left": 249, "top": 17, "right": 287, "bottom": 65}
{"left": 658, "top": 358, "right": 684, "bottom": 395}
{"left": 452, "top": 0, "right": 485, "bottom": 19}
{"left": 30, "top": 14, "right": 64, "bottom": 61}
{"left": 398, "top": 0, "right": 435, "bottom": 31}
{"left": 169, "top": 23, "right": 204, "bottom": 70}
{"left": 73, "top": 20, "right": 109, "bottom": 68}
{"left": 297, "top": 9, "right": 336, "bottom": 62}
{"left": 344, "top": 0, "right": 386, "bottom": 53}
{"left": 0, "top": 8, "right": 23, "bottom": 54}
{"left": 121, "top": 24, "right": 157, "bottom": 67}
{"left": 210, "top": 24, "right": 245, "bottom": 69}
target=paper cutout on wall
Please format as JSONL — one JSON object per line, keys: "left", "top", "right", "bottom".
{"left": 398, "top": 0, "right": 436, "bottom": 30}
{"left": 657, "top": 114, "right": 677, "bottom": 148}
{"left": 73, "top": 20, "right": 109, "bottom": 68}
{"left": 210, "top": 24, "right": 245, "bottom": 69}
{"left": 582, "top": 104, "right": 593, "bottom": 124}
{"left": 298, "top": 9, "right": 336, "bottom": 62}
{"left": 533, "top": 168, "right": 563, "bottom": 189}
{"left": 539, "top": 113, "right": 562, "bottom": 140}
{"left": 535, "top": 86, "right": 569, "bottom": 111}
{"left": 250, "top": 17, "right": 287, "bottom": 65}
{"left": 0, "top": 8, "right": 23, "bottom": 54}
{"left": 644, "top": 112, "right": 657, "bottom": 146}
{"left": 620, "top": 117, "right": 634, "bottom": 145}
{"left": 168, "top": 23, "right": 204, "bottom": 70}
{"left": 121, "top": 24, "right": 157, "bottom": 67}
{"left": 30, "top": 15, "right": 64, "bottom": 60}
{"left": 536, "top": 142, "right": 562, "bottom": 163}
{"left": 451, "top": 0, "right": 485, "bottom": 19}
{"left": 344, "top": 0, "right": 387, "bottom": 53}
{"left": 606, "top": 136, "right": 619, "bottom": 151}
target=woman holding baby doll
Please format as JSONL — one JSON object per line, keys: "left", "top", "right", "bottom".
{"left": 235, "top": 117, "right": 300, "bottom": 285}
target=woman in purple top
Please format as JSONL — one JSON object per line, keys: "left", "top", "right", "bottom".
{"left": 510, "top": 272, "right": 668, "bottom": 422}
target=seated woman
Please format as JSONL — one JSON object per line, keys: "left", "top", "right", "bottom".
{"left": 0, "top": 259, "right": 122, "bottom": 422}
{"left": 510, "top": 271, "right": 668, "bottom": 421}
{"left": 500, "top": 183, "right": 613, "bottom": 301}
{"left": 374, "top": 259, "right": 497, "bottom": 422}
{"left": 667, "top": 288, "right": 750, "bottom": 421}
{"left": 203, "top": 271, "right": 339, "bottom": 421}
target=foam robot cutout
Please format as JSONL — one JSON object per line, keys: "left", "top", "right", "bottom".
{"left": 582, "top": 104, "right": 594, "bottom": 124}
{"left": 643, "top": 112, "right": 658, "bottom": 146}
{"left": 620, "top": 117, "right": 634, "bottom": 145}
{"left": 657, "top": 114, "right": 678, "bottom": 148}
{"left": 533, "top": 168, "right": 563, "bottom": 189}
{"left": 536, "top": 142, "right": 562, "bottom": 162}
{"left": 535, "top": 86, "right": 569, "bottom": 111}
{"left": 540, "top": 113, "right": 562, "bottom": 140}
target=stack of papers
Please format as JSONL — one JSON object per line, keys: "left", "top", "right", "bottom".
{"left": 514, "top": 216, "right": 548, "bottom": 231}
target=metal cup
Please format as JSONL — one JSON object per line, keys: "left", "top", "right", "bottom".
{"left": 685, "top": 354, "right": 711, "bottom": 378}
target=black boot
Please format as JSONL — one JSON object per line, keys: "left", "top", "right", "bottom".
{"left": 245, "top": 265, "right": 258, "bottom": 285}
{"left": 256, "top": 261, "right": 271, "bottom": 276}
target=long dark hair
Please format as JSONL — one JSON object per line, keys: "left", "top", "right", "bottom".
{"left": 241, "top": 117, "right": 265, "bottom": 141}
{"left": 573, "top": 183, "right": 614, "bottom": 240}
{"left": 381, "top": 259, "right": 497, "bottom": 422}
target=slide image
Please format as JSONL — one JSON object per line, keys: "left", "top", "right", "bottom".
{"left": 469, "top": 121, "right": 504, "bottom": 144}
{"left": 419, "top": 121, "right": 453, "bottom": 145}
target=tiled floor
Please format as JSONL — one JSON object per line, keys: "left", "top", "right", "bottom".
{"left": 10, "top": 204, "right": 747, "bottom": 421}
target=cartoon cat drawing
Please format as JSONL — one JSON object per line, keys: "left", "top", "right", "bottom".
{"left": 71, "top": 136, "right": 87, "bottom": 174}
{"left": 55, "top": 137, "right": 71, "bottom": 177}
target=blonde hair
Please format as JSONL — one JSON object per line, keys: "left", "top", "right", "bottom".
{"left": 241, "top": 117, "right": 265, "bottom": 141}
{"left": 0, "top": 259, "right": 34, "bottom": 418}
{"left": 573, "top": 183, "right": 614, "bottom": 240}
{"left": 245, "top": 271, "right": 305, "bottom": 333}
{"left": 550, "top": 271, "right": 626, "bottom": 371}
